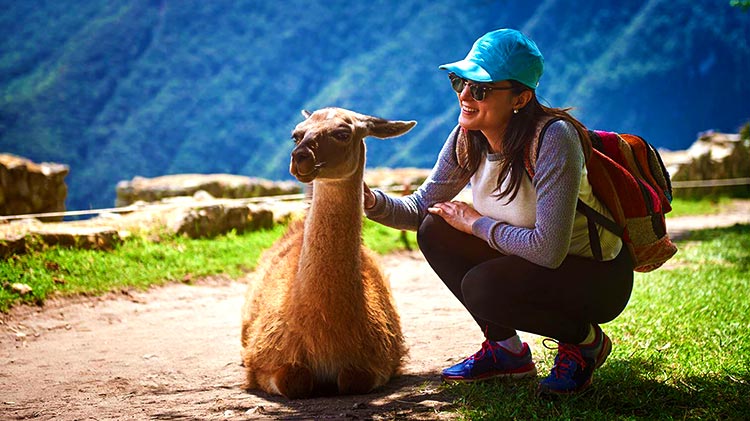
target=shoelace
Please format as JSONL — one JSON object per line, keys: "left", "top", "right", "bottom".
{"left": 467, "top": 339, "right": 499, "bottom": 364}
{"left": 543, "top": 338, "right": 587, "bottom": 378}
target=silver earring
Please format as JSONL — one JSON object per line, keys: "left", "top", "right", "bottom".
{"left": 513, "top": 109, "right": 519, "bottom": 114}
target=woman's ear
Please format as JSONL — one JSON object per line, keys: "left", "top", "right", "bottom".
{"left": 513, "top": 90, "right": 533, "bottom": 110}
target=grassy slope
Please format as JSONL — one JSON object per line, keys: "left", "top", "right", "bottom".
{"left": 2, "top": 1, "right": 749, "bottom": 210}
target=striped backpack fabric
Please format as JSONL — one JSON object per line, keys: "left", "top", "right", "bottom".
{"left": 526, "top": 119, "right": 678, "bottom": 272}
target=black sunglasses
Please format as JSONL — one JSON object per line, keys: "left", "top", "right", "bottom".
{"left": 448, "top": 73, "right": 514, "bottom": 101}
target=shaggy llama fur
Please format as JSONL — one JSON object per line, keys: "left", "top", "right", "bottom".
{"left": 240, "top": 107, "right": 415, "bottom": 399}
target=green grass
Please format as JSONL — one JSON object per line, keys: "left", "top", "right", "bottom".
{"left": 0, "top": 225, "right": 287, "bottom": 311}
{"left": 363, "top": 218, "right": 417, "bottom": 254}
{"left": 667, "top": 196, "right": 737, "bottom": 218}
{"left": 0, "top": 218, "right": 416, "bottom": 312}
{"left": 444, "top": 223, "right": 750, "bottom": 420}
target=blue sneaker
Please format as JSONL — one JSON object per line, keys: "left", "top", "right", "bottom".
{"left": 538, "top": 325, "right": 612, "bottom": 395}
{"left": 442, "top": 339, "right": 537, "bottom": 382}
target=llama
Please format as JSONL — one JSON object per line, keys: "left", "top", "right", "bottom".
{"left": 241, "top": 107, "right": 416, "bottom": 399}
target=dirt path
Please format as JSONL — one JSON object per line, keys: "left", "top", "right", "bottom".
{"left": 2, "top": 201, "right": 749, "bottom": 420}
{"left": 1, "top": 252, "right": 482, "bottom": 420}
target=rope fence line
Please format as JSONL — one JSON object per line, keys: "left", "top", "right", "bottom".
{"left": 0, "top": 185, "right": 412, "bottom": 222}
{"left": 0, "top": 192, "right": 304, "bottom": 222}
{"left": 670, "top": 177, "right": 750, "bottom": 189}
{"left": 1, "top": 178, "right": 748, "bottom": 222}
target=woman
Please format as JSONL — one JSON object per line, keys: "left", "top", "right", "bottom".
{"left": 363, "top": 28, "right": 633, "bottom": 395}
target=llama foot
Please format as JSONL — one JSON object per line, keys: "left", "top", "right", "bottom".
{"left": 272, "top": 364, "right": 314, "bottom": 399}
{"left": 337, "top": 367, "right": 377, "bottom": 395}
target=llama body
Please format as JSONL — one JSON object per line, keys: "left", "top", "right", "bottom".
{"left": 241, "top": 108, "right": 415, "bottom": 398}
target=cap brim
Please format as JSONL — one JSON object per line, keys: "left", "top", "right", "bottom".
{"left": 438, "top": 60, "right": 492, "bottom": 82}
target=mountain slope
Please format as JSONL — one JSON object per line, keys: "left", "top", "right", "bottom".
{"left": 1, "top": 0, "right": 748, "bottom": 210}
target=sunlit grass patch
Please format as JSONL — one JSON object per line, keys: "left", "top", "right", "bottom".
{"left": 444, "top": 223, "right": 750, "bottom": 420}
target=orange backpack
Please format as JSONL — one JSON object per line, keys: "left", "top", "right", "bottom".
{"left": 525, "top": 119, "right": 678, "bottom": 272}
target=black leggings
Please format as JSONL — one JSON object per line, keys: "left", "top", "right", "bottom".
{"left": 417, "top": 214, "right": 634, "bottom": 344}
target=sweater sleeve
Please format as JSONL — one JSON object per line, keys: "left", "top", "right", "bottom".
{"left": 471, "top": 120, "right": 583, "bottom": 268}
{"left": 365, "top": 125, "right": 472, "bottom": 231}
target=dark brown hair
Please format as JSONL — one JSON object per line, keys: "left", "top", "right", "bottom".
{"left": 463, "top": 80, "right": 591, "bottom": 203}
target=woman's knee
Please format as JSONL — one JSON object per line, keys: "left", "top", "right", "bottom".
{"left": 461, "top": 264, "right": 505, "bottom": 314}
{"left": 417, "top": 214, "right": 451, "bottom": 251}
{"left": 461, "top": 257, "right": 530, "bottom": 316}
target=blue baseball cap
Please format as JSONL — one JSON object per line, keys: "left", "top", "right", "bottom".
{"left": 439, "top": 29, "right": 544, "bottom": 90}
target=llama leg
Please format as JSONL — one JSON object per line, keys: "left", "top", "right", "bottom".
{"left": 272, "top": 364, "right": 314, "bottom": 399}
{"left": 337, "top": 367, "right": 377, "bottom": 395}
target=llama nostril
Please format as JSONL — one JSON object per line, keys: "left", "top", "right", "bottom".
{"left": 293, "top": 148, "right": 312, "bottom": 161}
{"left": 292, "top": 148, "right": 316, "bottom": 175}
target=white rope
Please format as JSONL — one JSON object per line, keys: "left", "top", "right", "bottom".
{"left": 0, "top": 192, "right": 306, "bottom": 222}
{"left": 0, "top": 185, "right": 415, "bottom": 222}
{"left": 0, "top": 204, "right": 142, "bottom": 221}
{"left": 670, "top": 177, "right": 750, "bottom": 188}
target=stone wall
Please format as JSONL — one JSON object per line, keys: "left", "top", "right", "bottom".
{"left": 662, "top": 131, "right": 750, "bottom": 198}
{"left": 0, "top": 199, "right": 287, "bottom": 258}
{"left": 0, "top": 154, "right": 69, "bottom": 221}
{"left": 115, "top": 173, "right": 302, "bottom": 206}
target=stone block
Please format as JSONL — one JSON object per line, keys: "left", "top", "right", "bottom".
{"left": 0, "top": 234, "right": 26, "bottom": 258}
{"left": 0, "top": 154, "right": 68, "bottom": 221}
{"left": 115, "top": 173, "right": 302, "bottom": 206}
{"left": 167, "top": 203, "right": 254, "bottom": 238}
{"left": 27, "top": 226, "right": 121, "bottom": 251}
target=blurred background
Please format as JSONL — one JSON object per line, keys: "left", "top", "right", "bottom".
{"left": 1, "top": 0, "right": 749, "bottom": 211}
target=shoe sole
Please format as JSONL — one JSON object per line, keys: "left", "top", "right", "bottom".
{"left": 594, "top": 333, "right": 612, "bottom": 370}
{"left": 442, "top": 364, "right": 538, "bottom": 383}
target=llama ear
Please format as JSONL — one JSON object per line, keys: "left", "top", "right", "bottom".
{"left": 301, "top": 110, "right": 312, "bottom": 119}
{"left": 365, "top": 118, "right": 417, "bottom": 139}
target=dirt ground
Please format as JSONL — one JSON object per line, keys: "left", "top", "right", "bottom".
{"left": 1, "top": 201, "right": 749, "bottom": 420}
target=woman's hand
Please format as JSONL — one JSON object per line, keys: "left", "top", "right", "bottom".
{"left": 427, "top": 201, "right": 481, "bottom": 234}
{"left": 363, "top": 182, "right": 376, "bottom": 209}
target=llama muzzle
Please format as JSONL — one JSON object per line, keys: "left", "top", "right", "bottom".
{"left": 290, "top": 145, "right": 325, "bottom": 181}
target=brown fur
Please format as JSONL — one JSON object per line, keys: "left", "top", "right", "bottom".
{"left": 240, "top": 108, "right": 416, "bottom": 399}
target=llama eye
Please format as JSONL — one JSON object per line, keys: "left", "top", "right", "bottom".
{"left": 291, "top": 134, "right": 301, "bottom": 144}
{"left": 332, "top": 130, "right": 350, "bottom": 142}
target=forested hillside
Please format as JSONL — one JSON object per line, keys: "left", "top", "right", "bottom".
{"left": 1, "top": 0, "right": 749, "bottom": 211}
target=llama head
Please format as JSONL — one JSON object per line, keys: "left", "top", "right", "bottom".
{"left": 289, "top": 107, "right": 416, "bottom": 183}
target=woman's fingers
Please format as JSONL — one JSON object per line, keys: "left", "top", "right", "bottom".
{"left": 363, "top": 182, "right": 376, "bottom": 209}
{"left": 427, "top": 201, "right": 478, "bottom": 234}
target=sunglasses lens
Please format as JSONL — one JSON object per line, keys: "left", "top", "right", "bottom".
{"left": 470, "top": 85, "right": 486, "bottom": 101}
{"left": 450, "top": 76, "right": 465, "bottom": 94}
{"left": 449, "top": 74, "right": 488, "bottom": 101}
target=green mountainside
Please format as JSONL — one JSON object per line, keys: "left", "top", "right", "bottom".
{"left": 1, "top": 0, "right": 749, "bottom": 210}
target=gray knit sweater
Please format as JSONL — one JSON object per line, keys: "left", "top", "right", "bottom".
{"left": 365, "top": 119, "right": 602, "bottom": 269}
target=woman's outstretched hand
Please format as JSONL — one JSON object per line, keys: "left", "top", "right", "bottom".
{"left": 428, "top": 201, "right": 481, "bottom": 234}
{"left": 363, "top": 182, "right": 376, "bottom": 209}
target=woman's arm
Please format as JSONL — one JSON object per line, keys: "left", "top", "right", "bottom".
{"left": 471, "top": 120, "right": 583, "bottom": 268}
{"left": 365, "top": 125, "right": 473, "bottom": 231}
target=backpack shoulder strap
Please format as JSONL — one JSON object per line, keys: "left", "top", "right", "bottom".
{"left": 455, "top": 126, "right": 472, "bottom": 170}
{"left": 523, "top": 116, "right": 563, "bottom": 179}
{"left": 455, "top": 127, "right": 490, "bottom": 172}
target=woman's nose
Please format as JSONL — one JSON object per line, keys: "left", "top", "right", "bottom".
{"left": 458, "top": 84, "right": 472, "bottom": 101}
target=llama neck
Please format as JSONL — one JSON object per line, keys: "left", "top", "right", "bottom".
{"left": 300, "top": 176, "right": 364, "bottom": 266}
{"left": 292, "top": 174, "right": 366, "bottom": 317}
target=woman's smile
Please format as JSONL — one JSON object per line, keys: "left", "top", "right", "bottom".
{"left": 461, "top": 103, "right": 479, "bottom": 115}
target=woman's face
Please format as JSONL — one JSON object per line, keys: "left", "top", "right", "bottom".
{"left": 454, "top": 78, "right": 517, "bottom": 138}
